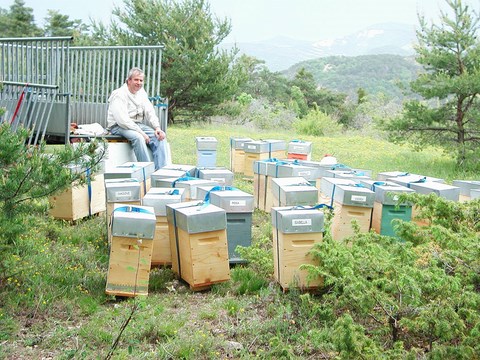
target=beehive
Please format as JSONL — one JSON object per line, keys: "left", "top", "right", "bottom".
{"left": 359, "top": 180, "right": 414, "bottom": 239}
{"left": 208, "top": 189, "right": 254, "bottom": 263}
{"left": 151, "top": 169, "right": 190, "bottom": 187}
{"left": 121, "top": 161, "right": 155, "bottom": 194}
{"left": 330, "top": 202, "right": 373, "bottom": 241}
{"left": 271, "top": 206, "right": 324, "bottom": 291}
{"left": 105, "top": 178, "right": 142, "bottom": 241}
{"left": 104, "top": 165, "right": 149, "bottom": 197}
{"left": 271, "top": 177, "right": 318, "bottom": 208}
{"left": 408, "top": 181, "right": 460, "bottom": 202}
{"left": 171, "top": 177, "right": 218, "bottom": 200}
{"left": 287, "top": 140, "right": 312, "bottom": 160}
{"left": 329, "top": 184, "right": 375, "bottom": 241}
{"left": 252, "top": 159, "right": 272, "bottom": 210}
{"left": 49, "top": 173, "right": 106, "bottom": 221}
{"left": 142, "top": 188, "right": 185, "bottom": 266}
{"left": 266, "top": 161, "right": 319, "bottom": 182}
{"left": 372, "top": 202, "right": 412, "bottom": 238}
{"left": 452, "top": 180, "right": 480, "bottom": 201}
{"left": 230, "top": 137, "right": 253, "bottom": 173}
{"left": 319, "top": 177, "right": 357, "bottom": 205}
{"left": 197, "top": 168, "right": 234, "bottom": 186}
{"left": 166, "top": 202, "right": 230, "bottom": 290}
{"left": 161, "top": 164, "right": 197, "bottom": 177}
{"left": 324, "top": 169, "right": 373, "bottom": 181}
{"left": 387, "top": 174, "right": 445, "bottom": 187}
{"left": 105, "top": 204, "right": 156, "bottom": 297}
{"left": 196, "top": 137, "right": 218, "bottom": 167}
{"left": 243, "top": 140, "right": 286, "bottom": 177}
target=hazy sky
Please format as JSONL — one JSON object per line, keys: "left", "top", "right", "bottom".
{"left": 1, "top": 0, "right": 479, "bottom": 42}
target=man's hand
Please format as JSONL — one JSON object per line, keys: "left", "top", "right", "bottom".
{"left": 142, "top": 131, "right": 150, "bottom": 144}
{"left": 154, "top": 127, "right": 166, "bottom": 140}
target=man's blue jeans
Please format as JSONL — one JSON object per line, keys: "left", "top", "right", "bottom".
{"left": 110, "top": 124, "right": 167, "bottom": 170}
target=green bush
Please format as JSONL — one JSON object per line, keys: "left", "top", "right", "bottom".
{"left": 293, "top": 108, "right": 343, "bottom": 136}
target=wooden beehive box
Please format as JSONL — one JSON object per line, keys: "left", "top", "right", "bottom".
{"left": 176, "top": 227, "right": 230, "bottom": 290}
{"left": 151, "top": 216, "right": 170, "bottom": 266}
{"left": 105, "top": 204, "right": 156, "bottom": 297}
{"left": 264, "top": 176, "right": 275, "bottom": 212}
{"left": 232, "top": 148, "right": 246, "bottom": 173}
{"left": 165, "top": 200, "right": 208, "bottom": 276}
{"left": 142, "top": 188, "right": 186, "bottom": 266}
{"left": 49, "top": 174, "right": 106, "bottom": 221}
{"left": 166, "top": 202, "right": 230, "bottom": 290}
{"left": 244, "top": 150, "right": 286, "bottom": 177}
{"left": 104, "top": 166, "right": 149, "bottom": 198}
{"left": 272, "top": 206, "right": 324, "bottom": 291}
{"left": 230, "top": 137, "right": 252, "bottom": 174}
{"left": 105, "top": 236, "right": 153, "bottom": 297}
{"left": 411, "top": 206, "right": 431, "bottom": 227}
{"left": 330, "top": 201, "right": 373, "bottom": 241}
{"left": 253, "top": 173, "right": 269, "bottom": 211}
{"left": 105, "top": 179, "right": 142, "bottom": 242}
{"left": 121, "top": 161, "right": 155, "bottom": 195}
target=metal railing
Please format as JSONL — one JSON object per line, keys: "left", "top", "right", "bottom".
{"left": 0, "top": 37, "right": 166, "bottom": 145}
{"left": 69, "top": 45, "right": 165, "bottom": 131}
{"left": 0, "top": 81, "right": 60, "bottom": 146}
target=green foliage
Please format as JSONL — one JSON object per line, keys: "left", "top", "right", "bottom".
{"left": 0, "top": 0, "right": 42, "bottom": 37}
{"left": 352, "top": 92, "right": 402, "bottom": 131}
{"left": 305, "top": 195, "right": 480, "bottom": 354}
{"left": 3, "top": 125, "right": 480, "bottom": 358}
{"left": 293, "top": 107, "right": 343, "bottom": 136}
{"left": 92, "top": 0, "right": 243, "bottom": 123}
{"left": 284, "top": 54, "right": 420, "bottom": 100}
{"left": 229, "top": 266, "right": 269, "bottom": 295}
{"left": 223, "top": 97, "right": 296, "bottom": 130}
{"left": 0, "top": 124, "right": 106, "bottom": 294}
{"left": 386, "top": 0, "right": 480, "bottom": 167}
{"left": 236, "top": 55, "right": 291, "bottom": 103}
{"left": 0, "top": 124, "right": 105, "bottom": 219}
{"left": 236, "top": 210, "right": 274, "bottom": 279}
{"left": 43, "top": 9, "right": 90, "bottom": 39}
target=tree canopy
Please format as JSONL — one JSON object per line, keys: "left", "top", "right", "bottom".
{"left": 0, "top": 0, "right": 90, "bottom": 40}
{"left": 0, "top": 0, "right": 42, "bottom": 37}
{"left": 90, "top": 0, "right": 245, "bottom": 123}
{"left": 386, "top": 0, "right": 480, "bottom": 166}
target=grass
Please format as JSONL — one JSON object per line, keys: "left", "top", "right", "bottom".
{"left": 0, "top": 124, "right": 476, "bottom": 359}
{"left": 167, "top": 124, "right": 475, "bottom": 182}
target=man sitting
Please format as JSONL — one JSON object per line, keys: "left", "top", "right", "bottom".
{"left": 107, "top": 67, "right": 167, "bottom": 170}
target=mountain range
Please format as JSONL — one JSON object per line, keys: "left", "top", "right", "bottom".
{"left": 224, "top": 23, "right": 418, "bottom": 72}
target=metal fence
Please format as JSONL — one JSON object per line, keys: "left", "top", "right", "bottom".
{"left": 0, "top": 81, "right": 59, "bottom": 146}
{"left": 0, "top": 37, "right": 166, "bottom": 145}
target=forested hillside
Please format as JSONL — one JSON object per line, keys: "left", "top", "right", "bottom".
{"left": 284, "top": 54, "right": 422, "bottom": 100}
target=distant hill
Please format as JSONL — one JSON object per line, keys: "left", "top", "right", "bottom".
{"left": 283, "top": 54, "right": 422, "bottom": 101}
{"left": 224, "top": 23, "right": 417, "bottom": 71}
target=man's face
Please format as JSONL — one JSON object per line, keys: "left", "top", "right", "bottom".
{"left": 127, "top": 73, "right": 144, "bottom": 94}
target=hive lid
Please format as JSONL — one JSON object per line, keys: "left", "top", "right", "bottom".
{"left": 111, "top": 204, "right": 156, "bottom": 239}
{"left": 271, "top": 206, "right": 325, "bottom": 233}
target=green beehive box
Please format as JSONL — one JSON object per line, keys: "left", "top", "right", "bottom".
{"left": 372, "top": 203, "right": 412, "bottom": 239}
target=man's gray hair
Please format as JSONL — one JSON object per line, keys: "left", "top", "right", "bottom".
{"left": 126, "top": 67, "right": 144, "bottom": 82}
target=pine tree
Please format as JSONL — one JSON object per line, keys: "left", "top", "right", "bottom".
{"left": 386, "top": 0, "right": 480, "bottom": 167}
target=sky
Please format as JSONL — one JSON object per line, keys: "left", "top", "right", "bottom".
{"left": 0, "top": 0, "right": 479, "bottom": 42}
